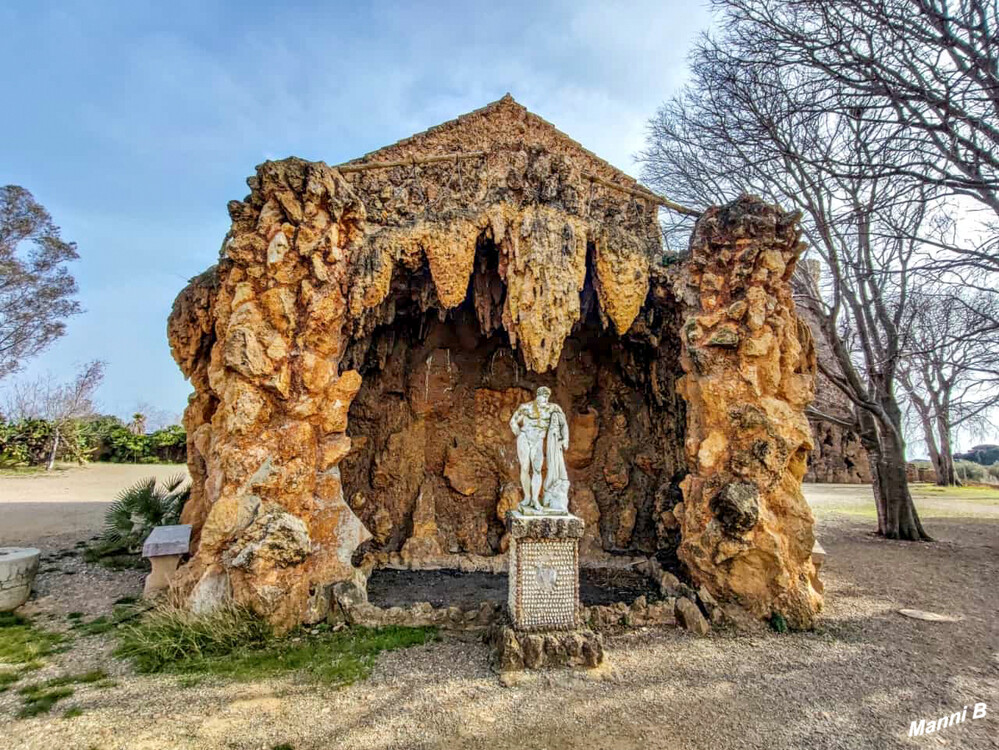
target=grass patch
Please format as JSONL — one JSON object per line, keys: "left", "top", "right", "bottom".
{"left": 115, "top": 605, "right": 437, "bottom": 687}
{"left": 16, "top": 670, "right": 111, "bottom": 717}
{"left": 67, "top": 612, "right": 84, "bottom": 621}
{"left": 0, "top": 465, "right": 60, "bottom": 477}
{"left": 113, "top": 596, "right": 139, "bottom": 606}
{"left": 0, "top": 612, "right": 66, "bottom": 666}
{"left": 176, "top": 675, "right": 203, "bottom": 688}
{"left": 0, "top": 670, "right": 20, "bottom": 692}
{"left": 73, "top": 616, "right": 113, "bottom": 636}
{"left": 32, "top": 669, "right": 108, "bottom": 689}
{"left": 17, "top": 686, "right": 74, "bottom": 717}
{"left": 71, "top": 602, "right": 150, "bottom": 637}
{"left": 62, "top": 706, "right": 84, "bottom": 719}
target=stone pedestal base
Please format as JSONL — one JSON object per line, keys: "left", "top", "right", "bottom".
{"left": 497, "top": 511, "right": 603, "bottom": 670}
{"left": 506, "top": 512, "right": 583, "bottom": 631}
{"left": 144, "top": 554, "right": 182, "bottom": 597}
{"left": 487, "top": 619, "right": 604, "bottom": 671}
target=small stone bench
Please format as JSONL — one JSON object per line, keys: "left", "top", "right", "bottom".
{"left": 811, "top": 540, "right": 827, "bottom": 594}
{"left": 142, "top": 525, "right": 191, "bottom": 597}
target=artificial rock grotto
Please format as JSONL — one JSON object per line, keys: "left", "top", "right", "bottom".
{"left": 167, "top": 95, "right": 823, "bottom": 633}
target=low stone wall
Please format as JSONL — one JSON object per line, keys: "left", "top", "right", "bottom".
{"left": 334, "top": 556, "right": 721, "bottom": 637}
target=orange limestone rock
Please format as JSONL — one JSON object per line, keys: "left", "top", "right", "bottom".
{"left": 167, "top": 97, "right": 820, "bottom": 631}
{"left": 674, "top": 196, "right": 822, "bottom": 629}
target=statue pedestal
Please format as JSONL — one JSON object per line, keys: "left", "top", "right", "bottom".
{"left": 490, "top": 511, "right": 604, "bottom": 671}
{"left": 506, "top": 512, "right": 583, "bottom": 630}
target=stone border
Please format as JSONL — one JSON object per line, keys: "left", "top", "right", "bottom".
{"left": 506, "top": 512, "right": 585, "bottom": 540}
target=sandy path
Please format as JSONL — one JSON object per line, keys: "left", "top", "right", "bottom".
{"left": 0, "top": 464, "right": 188, "bottom": 546}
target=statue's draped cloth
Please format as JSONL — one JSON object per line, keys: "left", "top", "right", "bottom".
{"left": 543, "top": 406, "right": 570, "bottom": 504}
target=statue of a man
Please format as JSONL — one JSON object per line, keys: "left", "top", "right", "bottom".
{"left": 509, "top": 386, "right": 571, "bottom": 515}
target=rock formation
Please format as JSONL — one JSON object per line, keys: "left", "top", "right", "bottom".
{"left": 673, "top": 197, "right": 822, "bottom": 629}
{"left": 167, "top": 96, "right": 822, "bottom": 631}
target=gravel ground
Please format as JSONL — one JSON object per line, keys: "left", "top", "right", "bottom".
{"left": 1, "top": 475, "right": 997, "bottom": 749}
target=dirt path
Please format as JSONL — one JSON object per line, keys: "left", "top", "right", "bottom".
{"left": 1, "top": 473, "right": 997, "bottom": 749}
{"left": 0, "top": 464, "right": 188, "bottom": 547}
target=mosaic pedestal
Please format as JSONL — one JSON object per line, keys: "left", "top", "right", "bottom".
{"left": 495, "top": 511, "right": 604, "bottom": 670}
{"left": 507, "top": 511, "right": 582, "bottom": 630}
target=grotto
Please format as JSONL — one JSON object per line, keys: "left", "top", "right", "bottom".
{"left": 167, "top": 95, "right": 823, "bottom": 633}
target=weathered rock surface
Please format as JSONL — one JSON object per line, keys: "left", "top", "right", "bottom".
{"left": 166, "top": 97, "right": 680, "bottom": 630}
{"left": 674, "top": 196, "right": 822, "bottom": 630}
{"left": 486, "top": 618, "right": 604, "bottom": 671}
{"left": 675, "top": 596, "right": 710, "bottom": 636}
{"left": 167, "top": 97, "right": 820, "bottom": 632}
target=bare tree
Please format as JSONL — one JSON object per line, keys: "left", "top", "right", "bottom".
{"left": 4, "top": 361, "right": 105, "bottom": 470}
{"left": 898, "top": 286, "right": 999, "bottom": 484}
{"left": 0, "top": 186, "right": 82, "bottom": 378}
{"left": 714, "top": 0, "right": 999, "bottom": 308}
{"left": 641, "top": 10, "right": 936, "bottom": 539}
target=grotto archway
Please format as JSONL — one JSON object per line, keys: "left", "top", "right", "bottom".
{"left": 337, "top": 229, "right": 688, "bottom": 572}
{"left": 167, "top": 96, "right": 823, "bottom": 632}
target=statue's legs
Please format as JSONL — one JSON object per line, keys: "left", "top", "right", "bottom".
{"left": 530, "top": 441, "right": 544, "bottom": 507}
{"left": 517, "top": 435, "right": 534, "bottom": 507}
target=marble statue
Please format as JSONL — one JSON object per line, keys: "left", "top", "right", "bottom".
{"left": 509, "top": 386, "right": 571, "bottom": 515}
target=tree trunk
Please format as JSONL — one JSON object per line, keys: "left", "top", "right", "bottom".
{"left": 935, "top": 415, "right": 958, "bottom": 486}
{"left": 858, "top": 397, "right": 932, "bottom": 541}
{"left": 857, "top": 411, "right": 887, "bottom": 535}
{"left": 915, "top": 407, "right": 945, "bottom": 485}
{"left": 878, "top": 428, "right": 931, "bottom": 540}
{"left": 46, "top": 428, "right": 60, "bottom": 472}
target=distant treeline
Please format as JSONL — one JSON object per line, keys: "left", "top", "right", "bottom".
{"left": 0, "top": 415, "right": 186, "bottom": 467}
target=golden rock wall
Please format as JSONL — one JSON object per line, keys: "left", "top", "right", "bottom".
{"left": 674, "top": 196, "right": 822, "bottom": 628}
{"left": 167, "top": 100, "right": 821, "bottom": 630}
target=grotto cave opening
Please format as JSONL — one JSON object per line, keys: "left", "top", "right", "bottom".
{"left": 337, "top": 231, "right": 688, "bottom": 586}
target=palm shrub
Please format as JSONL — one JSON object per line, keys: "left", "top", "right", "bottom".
{"left": 93, "top": 475, "right": 190, "bottom": 557}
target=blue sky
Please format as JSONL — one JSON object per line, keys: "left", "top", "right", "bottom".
{"left": 0, "top": 0, "right": 711, "bottom": 423}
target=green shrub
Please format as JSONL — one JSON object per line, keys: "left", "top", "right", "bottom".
{"left": 769, "top": 612, "right": 789, "bottom": 634}
{"left": 82, "top": 416, "right": 187, "bottom": 463}
{"left": 97, "top": 474, "right": 190, "bottom": 555}
{"left": 0, "top": 418, "right": 88, "bottom": 467}
{"left": 147, "top": 425, "right": 187, "bottom": 463}
{"left": 954, "top": 460, "right": 987, "bottom": 482}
